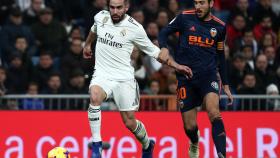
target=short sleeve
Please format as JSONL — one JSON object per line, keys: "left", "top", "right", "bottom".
{"left": 133, "top": 25, "right": 160, "bottom": 58}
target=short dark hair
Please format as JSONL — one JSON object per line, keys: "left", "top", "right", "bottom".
{"left": 48, "top": 72, "right": 61, "bottom": 80}
{"left": 28, "top": 81, "right": 39, "bottom": 88}
{"left": 108, "top": 0, "right": 129, "bottom": 5}
{"left": 241, "top": 45, "right": 253, "bottom": 51}
{"left": 10, "top": 7, "right": 22, "bottom": 17}
{"left": 233, "top": 53, "right": 245, "bottom": 62}
{"left": 15, "top": 35, "right": 26, "bottom": 40}
{"left": 39, "top": 50, "right": 53, "bottom": 58}
{"left": 243, "top": 72, "right": 256, "bottom": 80}
{"left": 14, "top": 35, "right": 27, "bottom": 44}
{"left": 149, "top": 79, "right": 159, "bottom": 86}
{"left": 242, "top": 27, "right": 253, "bottom": 34}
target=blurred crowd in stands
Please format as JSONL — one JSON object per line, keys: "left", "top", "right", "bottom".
{"left": 0, "top": 0, "right": 280, "bottom": 101}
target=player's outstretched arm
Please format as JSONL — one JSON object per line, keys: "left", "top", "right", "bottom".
{"left": 157, "top": 48, "right": 193, "bottom": 79}
{"left": 83, "top": 31, "right": 96, "bottom": 59}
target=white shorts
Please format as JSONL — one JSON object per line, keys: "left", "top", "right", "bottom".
{"left": 89, "top": 76, "right": 140, "bottom": 111}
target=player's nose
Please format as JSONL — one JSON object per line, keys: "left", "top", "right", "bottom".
{"left": 113, "top": 8, "right": 118, "bottom": 14}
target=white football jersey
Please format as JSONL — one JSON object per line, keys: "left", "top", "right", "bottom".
{"left": 91, "top": 10, "right": 160, "bottom": 81}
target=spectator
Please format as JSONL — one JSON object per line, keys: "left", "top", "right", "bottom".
{"left": 42, "top": 72, "right": 64, "bottom": 94}
{"left": 252, "top": 0, "right": 277, "bottom": 26}
{"left": 68, "top": 26, "right": 85, "bottom": 42}
{"left": 13, "top": 36, "right": 34, "bottom": 74}
{"left": 233, "top": 27, "right": 258, "bottom": 56}
{"left": 14, "top": 36, "right": 32, "bottom": 57}
{"left": 141, "top": 79, "right": 164, "bottom": 110}
{"left": 23, "top": 0, "right": 44, "bottom": 25}
{"left": 42, "top": 72, "right": 65, "bottom": 110}
{"left": 142, "top": 0, "right": 160, "bottom": 24}
{"left": 31, "top": 7, "right": 67, "bottom": 57}
{"left": 254, "top": 54, "right": 277, "bottom": 93}
{"left": 60, "top": 38, "right": 92, "bottom": 81}
{"left": 6, "top": 54, "right": 29, "bottom": 93}
{"left": 146, "top": 22, "right": 159, "bottom": 39}
{"left": 241, "top": 45, "right": 255, "bottom": 71}
{"left": 0, "top": 7, "right": 36, "bottom": 60}
{"left": 65, "top": 69, "right": 87, "bottom": 110}
{"left": 253, "top": 14, "right": 276, "bottom": 42}
{"left": 229, "top": 0, "right": 253, "bottom": 26}
{"left": 156, "top": 9, "right": 169, "bottom": 30}
{"left": 131, "top": 9, "right": 145, "bottom": 25}
{"left": 226, "top": 14, "right": 247, "bottom": 49}
{"left": 259, "top": 32, "right": 277, "bottom": 52}
{"left": 237, "top": 72, "right": 263, "bottom": 110}
{"left": 229, "top": 53, "right": 250, "bottom": 91}
{"left": 65, "top": 69, "right": 87, "bottom": 94}
{"left": 266, "top": 83, "right": 280, "bottom": 110}
{"left": 32, "top": 51, "right": 56, "bottom": 90}
{"left": 143, "top": 79, "right": 160, "bottom": 95}
{"left": 263, "top": 45, "right": 278, "bottom": 72}
{"left": 166, "top": 0, "right": 179, "bottom": 20}
{"left": 21, "top": 82, "right": 44, "bottom": 110}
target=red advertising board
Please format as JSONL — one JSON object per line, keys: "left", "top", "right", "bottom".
{"left": 0, "top": 112, "right": 279, "bottom": 158}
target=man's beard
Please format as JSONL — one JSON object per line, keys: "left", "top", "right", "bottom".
{"left": 197, "top": 7, "right": 211, "bottom": 21}
{"left": 111, "top": 14, "right": 125, "bottom": 24}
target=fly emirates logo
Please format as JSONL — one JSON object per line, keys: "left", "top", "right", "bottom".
{"left": 188, "top": 35, "right": 214, "bottom": 47}
{"left": 97, "top": 32, "right": 123, "bottom": 48}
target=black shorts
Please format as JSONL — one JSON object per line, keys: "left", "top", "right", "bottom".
{"left": 177, "top": 71, "right": 220, "bottom": 112}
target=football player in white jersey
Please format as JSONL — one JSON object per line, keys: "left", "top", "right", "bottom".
{"left": 83, "top": 0, "right": 193, "bottom": 157}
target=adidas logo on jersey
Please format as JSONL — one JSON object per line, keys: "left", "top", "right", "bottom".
{"left": 189, "top": 26, "right": 196, "bottom": 31}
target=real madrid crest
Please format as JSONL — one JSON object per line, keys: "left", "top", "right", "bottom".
{"left": 101, "top": 17, "right": 109, "bottom": 27}
{"left": 210, "top": 28, "right": 217, "bottom": 37}
{"left": 120, "top": 29, "right": 126, "bottom": 36}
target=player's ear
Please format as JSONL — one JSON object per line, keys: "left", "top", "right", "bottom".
{"left": 125, "top": 4, "right": 129, "bottom": 12}
{"left": 124, "top": 0, "right": 129, "bottom": 12}
{"left": 209, "top": 0, "right": 214, "bottom": 8}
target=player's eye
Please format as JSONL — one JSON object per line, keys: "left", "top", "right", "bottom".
{"left": 194, "top": 1, "right": 205, "bottom": 5}
{"left": 109, "top": 6, "right": 116, "bottom": 9}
